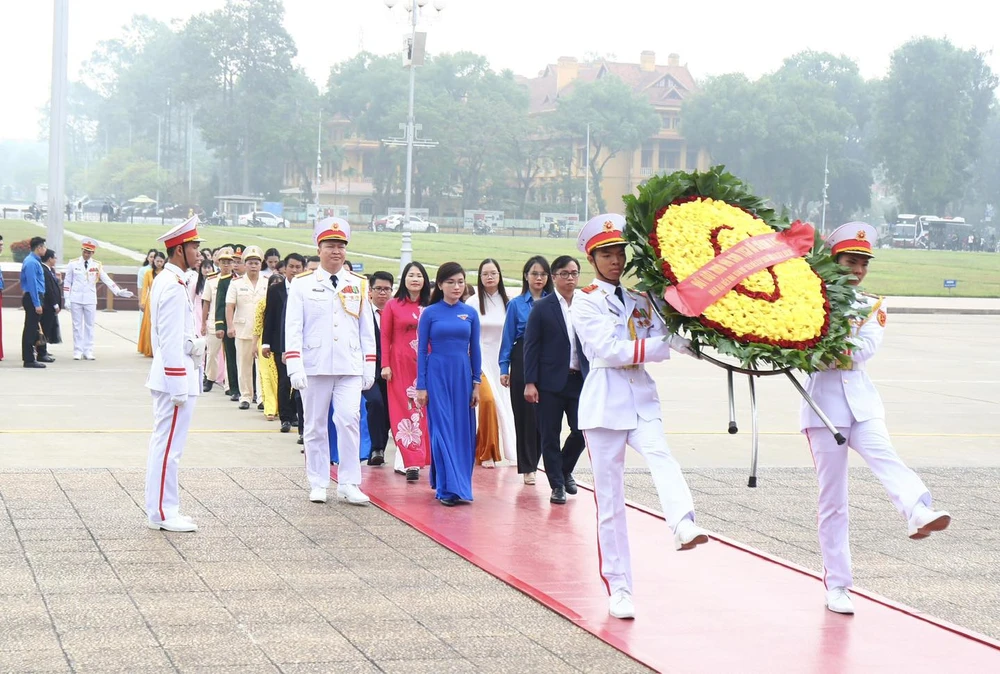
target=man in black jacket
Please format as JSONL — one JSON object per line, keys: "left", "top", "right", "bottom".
{"left": 38, "top": 249, "right": 63, "bottom": 358}
{"left": 262, "top": 253, "right": 305, "bottom": 434}
{"left": 364, "top": 271, "right": 394, "bottom": 465}
{"left": 523, "top": 255, "right": 586, "bottom": 504}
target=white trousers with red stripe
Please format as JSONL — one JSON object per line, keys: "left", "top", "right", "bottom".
{"left": 145, "top": 391, "right": 197, "bottom": 523}
{"left": 302, "top": 374, "right": 363, "bottom": 490}
{"left": 585, "top": 419, "right": 695, "bottom": 596}
{"left": 806, "top": 419, "right": 931, "bottom": 590}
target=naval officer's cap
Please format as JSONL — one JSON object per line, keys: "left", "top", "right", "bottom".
{"left": 158, "top": 216, "right": 204, "bottom": 249}
{"left": 827, "top": 222, "right": 877, "bottom": 259}
{"left": 577, "top": 213, "right": 626, "bottom": 255}
{"left": 314, "top": 217, "right": 351, "bottom": 246}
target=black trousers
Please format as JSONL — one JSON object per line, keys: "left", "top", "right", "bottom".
{"left": 275, "top": 357, "right": 296, "bottom": 424}
{"left": 536, "top": 372, "right": 585, "bottom": 489}
{"left": 510, "top": 340, "right": 540, "bottom": 474}
{"left": 222, "top": 335, "right": 238, "bottom": 394}
{"left": 21, "top": 293, "right": 42, "bottom": 363}
{"left": 363, "top": 377, "right": 390, "bottom": 452}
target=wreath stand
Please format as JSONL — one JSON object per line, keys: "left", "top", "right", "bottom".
{"left": 647, "top": 296, "right": 847, "bottom": 488}
{"left": 699, "top": 353, "right": 847, "bottom": 487}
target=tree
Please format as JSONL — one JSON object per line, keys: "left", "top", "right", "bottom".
{"left": 873, "top": 37, "right": 998, "bottom": 213}
{"left": 325, "top": 52, "right": 410, "bottom": 212}
{"left": 553, "top": 75, "right": 660, "bottom": 213}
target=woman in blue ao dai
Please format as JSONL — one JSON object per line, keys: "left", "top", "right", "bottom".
{"left": 416, "top": 262, "right": 482, "bottom": 506}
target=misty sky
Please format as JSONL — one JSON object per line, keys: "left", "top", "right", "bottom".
{"left": 2, "top": 0, "right": 997, "bottom": 142}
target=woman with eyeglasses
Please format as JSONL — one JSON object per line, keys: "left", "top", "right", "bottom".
{"left": 381, "top": 261, "right": 433, "bottom": 480}
{"left": 499, "top": 255, "right": 552, "bottom": 484}
{"left": 415, "top": 262, "right": 482, "bottom": 506}
{"left": 466, "top": 258, "right": 516, "bottom": 468}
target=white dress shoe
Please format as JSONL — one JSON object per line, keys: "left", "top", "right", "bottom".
{"left": 826, "top": 587, "right": 855, "bottom": 614}
{"left": 83, "top": 353, "right": 95, "bottom": 360}
{"left": 674, "top": 518, "right": 710, "bottom": 551}
{"left": 147, "top": 517, "right": 197, "bottom": 533}
{"left": 337, "top": 484, "right": 370, "bottom": 506}
{"left": 73, "top": 354, "right": 82, "bottom": 361}
{"left": 609, "top": 589, "right": 635, "bottom": 619}
{"left": 908, "top": 504, "right": 951, "bottom": 540}
{"left": 309, "top": 488, "right": 327, "bottom": 503}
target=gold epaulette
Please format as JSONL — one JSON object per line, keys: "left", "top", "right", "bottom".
{"left": 219, "top": 274, "right": 232, "bottom": 280}
{"left": 295, "top": 270, "right": 315, "bottom": 279}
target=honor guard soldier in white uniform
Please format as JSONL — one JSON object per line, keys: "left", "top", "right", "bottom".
{"left": 571, "top": 214, "right": 709, "bottom": 621}
{"left": 63, "top": 238, "right": 134, "bottom": 359}
{"left": 225, "top": 245, "right": 269, "bottom": 409}
{"left": 803, "top": 222, "right": 950, "bottom": 615}
{"left": 144, "top": 217, "right": 205, "bottom": 532}
{"left": 284, "top": 218, "right": 376, "bottom": 505}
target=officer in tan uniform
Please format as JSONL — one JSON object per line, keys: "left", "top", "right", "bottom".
{"left": 201, "top": 247, "right": 233, "bottom": 392}
{"left": 571, "top": 213, "right": 709, "bottom": 620}
{"left": 284, "top": 217, "right": 376, "bottom": 505}
{"left": 803, "top": 222, "right": 950, "bottom": 615}
{"left": 225, "top": 245, "right": 268, "bottom": 409}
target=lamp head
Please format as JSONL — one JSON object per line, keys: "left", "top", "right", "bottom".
{"left": 433, "top": 0, "right": 447, "bottom": 9}
{"left": 416, "top": 0, "right": 429, "bottom": 6}
{"left": 383, "top": 0, "right": 398, "bottom": 8}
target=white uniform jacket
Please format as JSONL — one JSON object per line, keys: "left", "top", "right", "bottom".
{"left": 283, "top": 267, "right": 376, "bottom": 379}
{"left": 145, "top": 263, "right": 202, "bottom": 398}
{"left": 800, "top": 294, "right": 887, "bottom": 430}
{"left": 63, "top": 257, "right": 126, "bottom": 305}
{"left": 572, "top": 279, "right": 683, "bottom": 431}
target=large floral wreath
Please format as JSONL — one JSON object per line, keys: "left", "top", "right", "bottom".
{"left": 623, "top": 166, "right": 857, "bottom": 372}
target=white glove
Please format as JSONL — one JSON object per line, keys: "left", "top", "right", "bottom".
{"left": 670, "top": 335, "right": 699, "bottom": 358}
{"left": 362, "top": 375, "right": 375, "bottom": 391}
{"left": 171, "top": 393, "right": 188, "bottom": 407}
{"left": 290, "top": 372, "right": 308, "bottom": 391}
{"left": 117, "top": 289, "right": 135, "bottom": 299}
{"left": 189, "top": 337, "right": 206, "bottom": 359}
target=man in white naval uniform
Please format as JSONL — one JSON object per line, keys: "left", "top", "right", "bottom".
{"left": 284, "top": 217, "right": 376, "bottom": 505}
{"left": 62, "top": 238, "right": 134, "bottom": 359}
{"left": 802, "top": 222, "right": 950, "bottom": 615}
{"left": 571, "top": 213, "right": 709, "bottom": 621}
{"left": 144, "top": 217, "right": 205, "bottom": 533}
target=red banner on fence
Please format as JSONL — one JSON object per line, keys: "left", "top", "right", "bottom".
{"left": 662, "top": 221, "right": 815, "bottom": 317}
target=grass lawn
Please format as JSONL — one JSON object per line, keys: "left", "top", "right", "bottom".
{"left": 6, "top": 219, "right": 998, "bottom": 297}
{"left": 0, "top": 219, "right": 141, "bottom": 266}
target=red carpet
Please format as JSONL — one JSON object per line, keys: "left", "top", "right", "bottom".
{"left": 335, "top": 465, "right": 1000, "bottom": 672}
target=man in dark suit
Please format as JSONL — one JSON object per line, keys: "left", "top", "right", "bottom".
{"left": 39, "top": 249, "right": 63, "bottom": 353}
{"left": 262, "top": 253, "right": 305, "bottom": 434}
{"left": 523, "top": 255, "right": 586, "bottom": 504}
{"left": 364, "top": 271, "right": 393, "bottom": 465}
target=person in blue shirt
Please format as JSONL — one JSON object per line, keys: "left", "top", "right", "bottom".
{"left": 20, "top": 236, "right": 48, "bottom": 368}
{"left": 498, "top": 255, "right": 552, "bottom": 484}
{"left": 416, "top": 261, "right": 482, "bottom": 506}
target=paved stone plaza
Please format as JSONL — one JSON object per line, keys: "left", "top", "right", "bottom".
{"left": 0, "top": 307, "right": 997, "bottom": 671}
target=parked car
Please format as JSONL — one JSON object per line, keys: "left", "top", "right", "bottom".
{"left": 238, "top": 211, "right": 289, "bottom": 228}
{"left": 80, "top": 197, "right": 118, "bottom": 214}
{"left": 387, "top": 214, "right": 439, "bottom": 233}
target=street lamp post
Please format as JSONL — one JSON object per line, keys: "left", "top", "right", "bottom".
{"left": 149, "top": 113, "right": 163, "bottom": 210}
{"left": 820, "top": 153, "right": 829, "bottom": 234}
{"left": 383, "top": 0, "right": 445, "bottom": 275}
{"left": 46, "top": 0, "right": 69, "bottom": 261}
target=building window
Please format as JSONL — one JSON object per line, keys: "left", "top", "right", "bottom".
{"left": 641, "top": 144, "right": 654, "bottom": 169}
{"left": 577, "top": 147, "right": 586, "bottom": 170}
{"left": 685, "top": 148, "right": 699, "bottom": 170}
{"left": 359, "top": 198, "right": 375, "bottom": 216}
{"left": 659, "top": 140, "right": 682, "bottom": 170}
